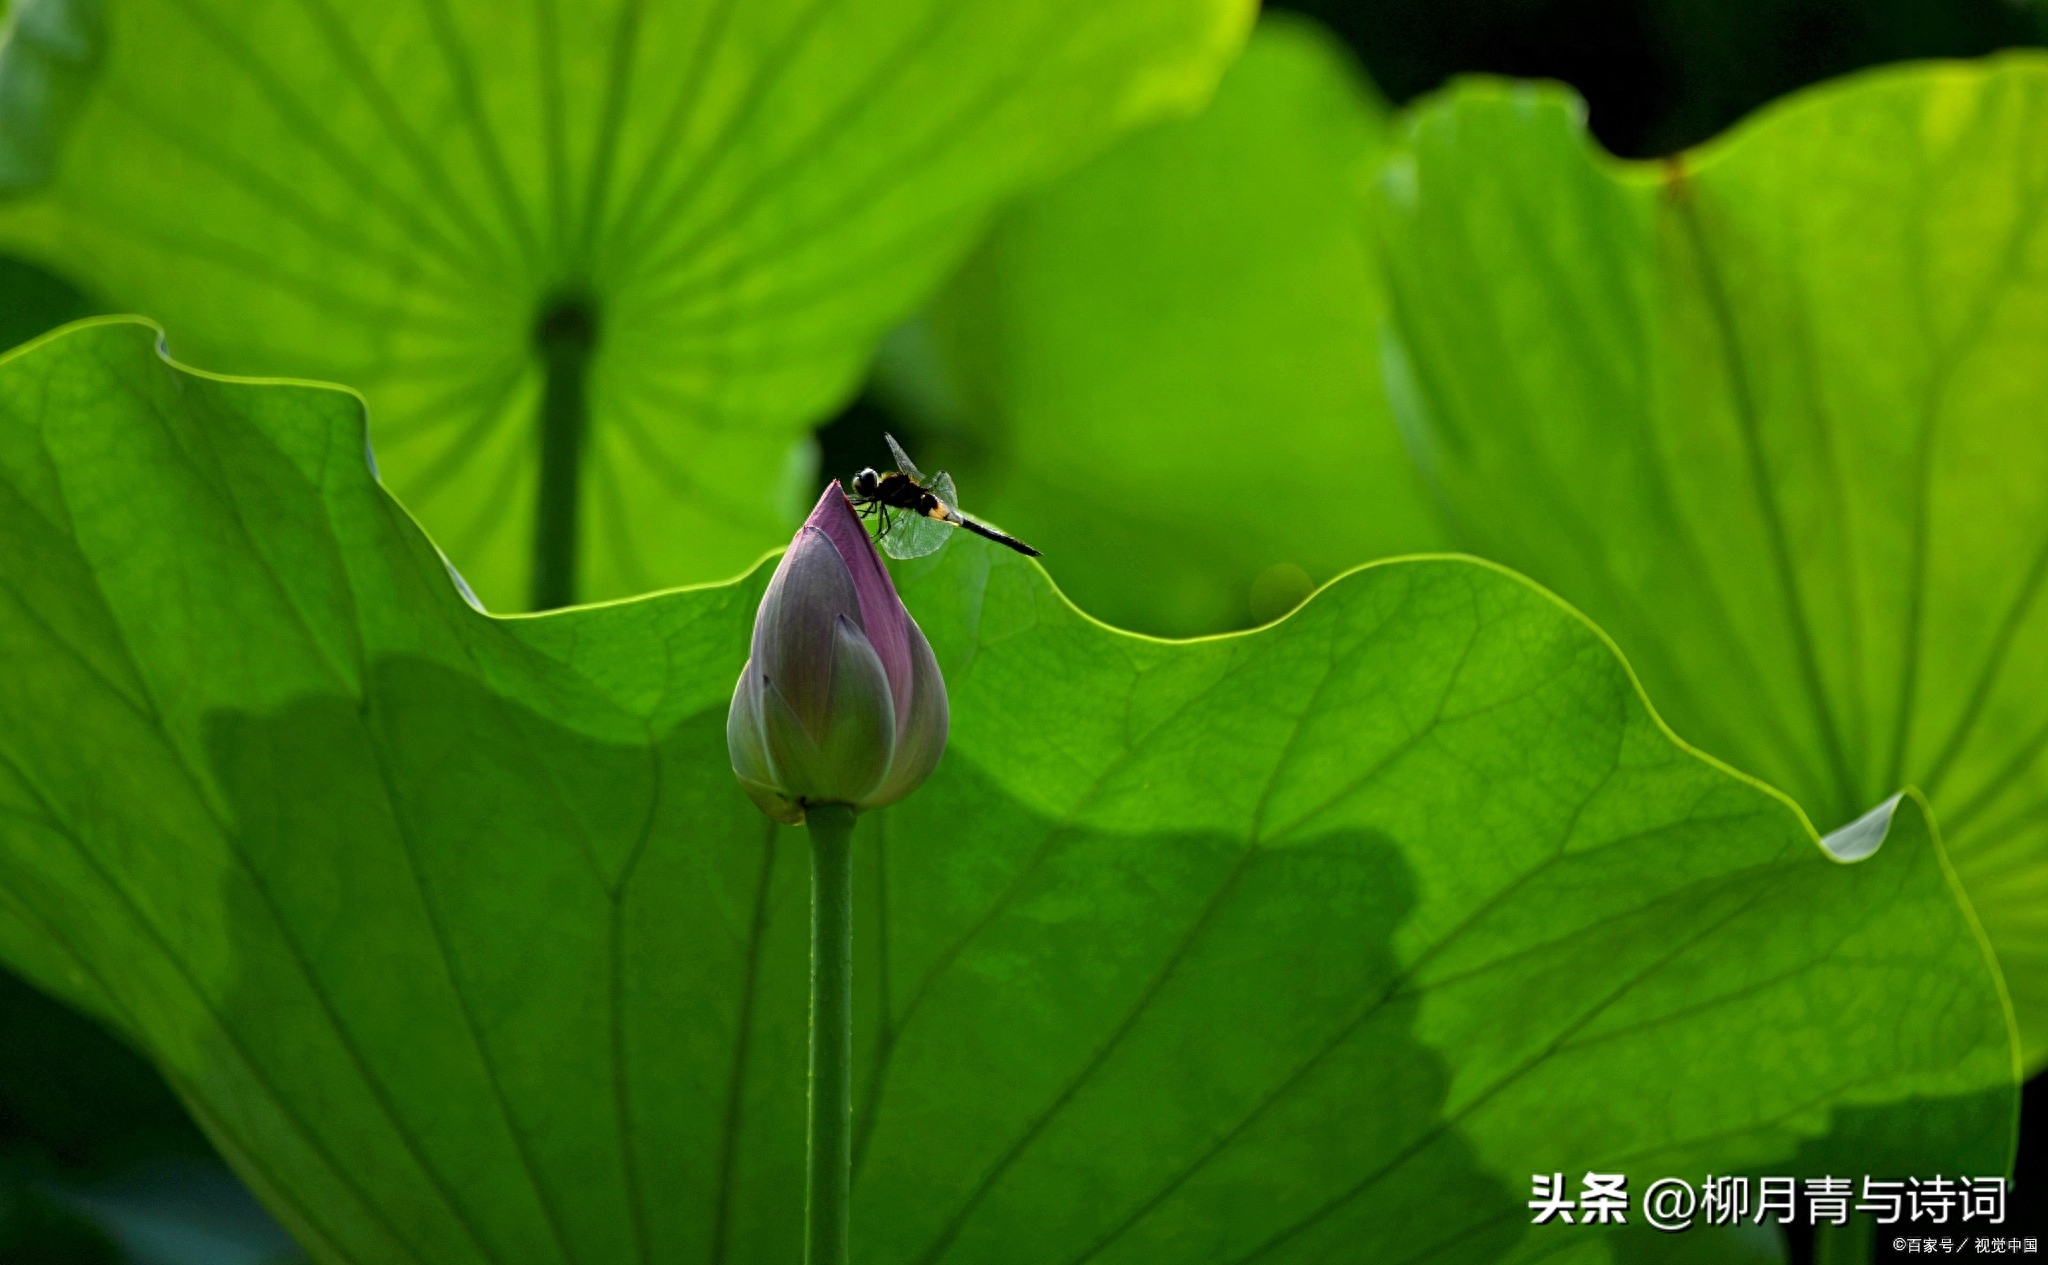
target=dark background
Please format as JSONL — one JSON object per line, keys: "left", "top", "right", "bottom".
{"left": 9, "top": 0, "right": 2048, "bottom": 1259}
{"left": 1297, "top": 0, "right": 2048, "bottom": 155}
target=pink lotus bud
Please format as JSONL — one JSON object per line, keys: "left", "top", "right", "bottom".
{"left": 728, "top": 483, "right": 949, "bottom": 824}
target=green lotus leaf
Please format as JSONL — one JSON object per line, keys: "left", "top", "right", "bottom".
{"left": 884, "top": 15, "right": 1443, "bottom": 638}
{"left": 0, "top": 320, "right": 2014, "bottom": 1263}
{"left": 1373, "top": 58, "right": 2048, "bottom": 1067}
{"left": 0, "top": 0, "right": 1251, "bottom": 609}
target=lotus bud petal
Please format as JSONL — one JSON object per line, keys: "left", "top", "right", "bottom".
{"left": 728, "top": 483, "right": 949, "bottom": 824}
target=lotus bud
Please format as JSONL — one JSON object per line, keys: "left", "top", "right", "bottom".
{"left": 728, "top": 482, "right": 949, "bottom": 825}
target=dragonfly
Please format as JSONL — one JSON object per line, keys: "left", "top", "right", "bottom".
{"left": 849, "top": 435, "right": 1041, "bottom": 560}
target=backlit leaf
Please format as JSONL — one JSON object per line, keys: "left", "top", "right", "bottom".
{"left": 0, "top": 321, "right": 2014, "bottom": 1262}
{"left": 1373, "top": 59, "right": 2048, "bottom": 1065}
{"left": 0, "top": 0, "right": 1251, "bottom": 608}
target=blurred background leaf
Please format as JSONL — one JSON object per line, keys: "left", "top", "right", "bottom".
{"left": 0, "top": 0, "right": 1253, "bottom": 611}
{"left": 1373, "top": 61, "right": 2048, "bottom": 1070}
{"left": 849, "top": 0, "right": 2048, "bottom": 638}
{"left": 873, "top": 15, "right": 1444, "bottom": 637}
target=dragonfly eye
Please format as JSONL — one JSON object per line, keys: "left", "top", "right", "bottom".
{"left": 853, "top": 468, "right": 879, "bottom": 496}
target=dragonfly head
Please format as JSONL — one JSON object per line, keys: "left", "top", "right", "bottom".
{"left": 851, "top": 468, "right": 881, "bottom": 498}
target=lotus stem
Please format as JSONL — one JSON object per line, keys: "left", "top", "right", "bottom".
{"left": 805, "top": 802, "right": 857, "bottom": 1265}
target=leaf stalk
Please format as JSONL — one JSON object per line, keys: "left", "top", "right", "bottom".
{"left": 531, "top": 295, "right": 599, "bottom": 610}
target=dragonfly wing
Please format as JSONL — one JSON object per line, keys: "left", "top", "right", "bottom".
{"left": 884, "top": 433, "right": 925, "bottom": 482}
{"left": 930, "top": 470, "right": 960, "bottom": 518}
{"left": 881, "top": 507, "right": 952, "bottom": 559}
{"left": 880, "top": 468, "right": 963, "bottom": 558}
